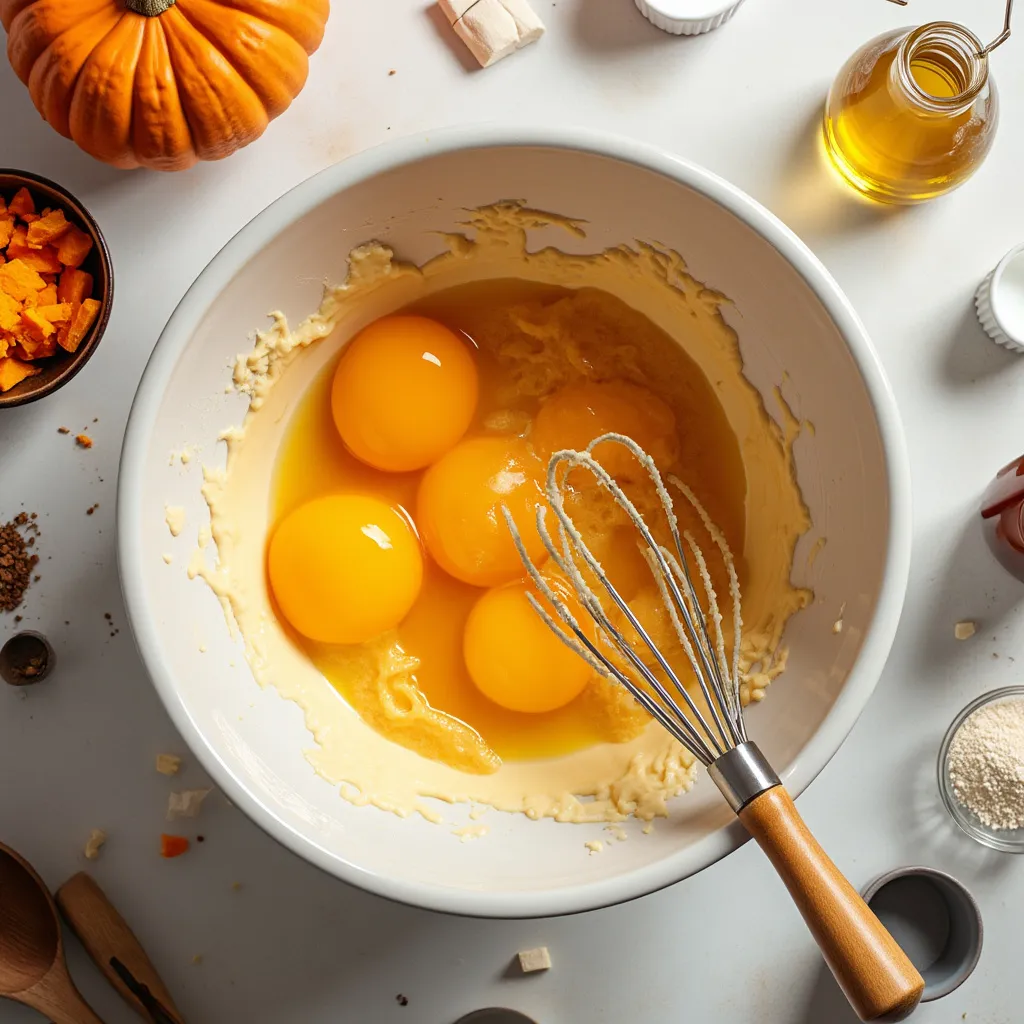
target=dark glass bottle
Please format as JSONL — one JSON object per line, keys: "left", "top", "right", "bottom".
{"left": 982, "top": 455, "right": 1024, "bottom": 582}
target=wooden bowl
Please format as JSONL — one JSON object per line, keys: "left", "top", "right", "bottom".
{"left": 0, "top": 169, "right": 113, "bottom": 409}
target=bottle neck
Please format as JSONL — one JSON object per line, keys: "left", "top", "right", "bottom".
{"left": 892, "top": 22, "right": 989, "bottom": 114}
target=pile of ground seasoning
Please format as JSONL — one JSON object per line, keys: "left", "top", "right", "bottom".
{"left": 0, "top": 513, "right": 39, "bottom": 613}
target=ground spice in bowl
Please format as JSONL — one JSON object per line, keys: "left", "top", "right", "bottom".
{"left": 947, "top": 697, "right": 1024, "bottom": 831}
{"left": 940, "top": 687, "right": 1024, "bottom": 852}
{"left": 0, "top": 512, "right": 38, "bottom": 612}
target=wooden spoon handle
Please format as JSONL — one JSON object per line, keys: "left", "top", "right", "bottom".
{"left": 738, "top": 786, "right": 924, "bottom": 1023}
{"left": 16, "top": 961, "right": 105, "bottom": 1024}
{"left": 56, "top": 873, "right": 184, "bottom": 1024}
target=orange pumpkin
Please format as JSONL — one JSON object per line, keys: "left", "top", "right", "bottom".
{"left": 1, "top": 0, "right": 329, "bottom": 171}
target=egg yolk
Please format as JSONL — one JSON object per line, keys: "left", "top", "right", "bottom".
{"left": 331, "top": 315, "right": 479, "bottom": 472}
{"left": 531, "top": 379, "right": 679, "bottom": 480}
{"left": 464, "top": 576, "right": 594, "bottom": 713}
{"left": 268, "top": 494, "right": 423, "bottom": 644}
{"left": 416, "top": 436, "right": 549, "bottom": 587}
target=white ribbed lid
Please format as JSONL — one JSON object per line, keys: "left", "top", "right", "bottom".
{"left": 975, "top": 244, "right": 1024, "bottom": 354}
{"left": 634, "top": 0, "right": 747, "bottom": 35}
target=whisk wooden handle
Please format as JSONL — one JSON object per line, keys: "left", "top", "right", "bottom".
{"left": 738, "top": 786, "right": 924, "bottom": 1023}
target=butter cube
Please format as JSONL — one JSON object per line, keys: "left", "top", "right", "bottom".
{"left": 439, "top": 0, "right": 545, "bottom": 68}
{"left": 518, "top": 946, "right": 552, "bottom": 973}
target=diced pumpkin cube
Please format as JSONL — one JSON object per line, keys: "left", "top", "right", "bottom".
{"left": 36, "top": 284, "right": 58, "bottom": 306}
{"left": 0, "top": 355, "right": 41, "bottom": 391}
{"left": 55, "top": 226, "right": 93, "bottom": 268}
{"left": 35, "top": 303, "right": 71, "bottom": 323}
{"left": 0, "top": 195, "right": 6, "bottom": 216}
{"left": 26, "top": 209, "right": 69, "bottom": 247}
{"left": 0, "top": 335, "right": 9, "bottom": 359}
{"left": 14, "top": 334, "right": 57, "bottom": 360}
{"left": 11, "top": 244, "right": 62, "bottom": 275}
{"left": 5, "top": 225, "right": 31, "bottom": 257}
{"left": 57, "top": 297, "right": 100, "bottom": 353}
{"left": 0, "top": 259, "right": 46, "bottom": 302}
{"left": 58, "top": 268, "right": 93, "bottom": 306}
{"left": 21, "top": 307, "right": 55, "bottom": 342}
{"left": 0, "top": 216, "right": 13, "bottom": 249}
{"left": 8, "top": 188, "right": 35, "bottom": 218}
{"left": 0, "top": 292, "right": 20, "bottom": 332}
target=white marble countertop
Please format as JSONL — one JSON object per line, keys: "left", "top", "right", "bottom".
{"left": 2, "top": 0, "right": 1023, "bottom": 1021}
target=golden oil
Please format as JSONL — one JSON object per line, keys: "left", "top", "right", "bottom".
{"left": 823, "top": 23, "right": 998, "bottom": 204}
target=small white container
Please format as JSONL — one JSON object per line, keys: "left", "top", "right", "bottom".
{"left": 975, "top": 243, "right": 1024, "bottom": 354}
{"left": 634, "top": 0, "right": 746, "bottom": 35}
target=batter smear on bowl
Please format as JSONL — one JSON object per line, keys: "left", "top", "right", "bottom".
{"left": 192, "top": 202, "right": 812, "bottom": 825}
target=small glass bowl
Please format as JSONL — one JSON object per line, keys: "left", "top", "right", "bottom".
{"left": 938, "top": 686, "right": 1024, "bottom": 853}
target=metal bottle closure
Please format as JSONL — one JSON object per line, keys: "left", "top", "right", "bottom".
{"left": 886, "top": 0, "right": 1014, "bottom": 55}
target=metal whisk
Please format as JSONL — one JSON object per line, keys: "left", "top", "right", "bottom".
{"left": 506, "top": 433, "right": 924, "bottom": 1024}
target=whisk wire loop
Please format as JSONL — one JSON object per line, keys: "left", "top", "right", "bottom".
{"left": 504, "top": 432, "right": 746, "bottom": 767}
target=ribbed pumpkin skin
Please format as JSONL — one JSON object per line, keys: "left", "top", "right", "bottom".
{"left": 0, "top": 0, "right": 329, "bottom": 170}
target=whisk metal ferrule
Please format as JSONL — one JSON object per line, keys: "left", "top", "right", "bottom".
{"left": 706, "top": 741, "right": 781, "bottom": 813}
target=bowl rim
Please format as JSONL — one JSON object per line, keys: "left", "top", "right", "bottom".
{"left": 0, "top": 167, "right": 114, "bottom": 409}
{"left": 117, "top": 124, "right": 913, "bottom": 919}
{"left": 937, "top": 684, "right": 1024, "bottom": 852}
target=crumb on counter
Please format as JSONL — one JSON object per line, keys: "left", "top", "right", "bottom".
{"left": 75, "top": 433, "right": 93, "bottom": 448}
{"left": 167, "top": 788, "right": 212, "bottom": 820}
{"left": 518, "top": 946, "right": 552, "bottom": 973}
{"left": 160, "top": 834, "right": 190, "bottom": 858}
{"left": 191, "top": 954, "right": 203, "bottom": 965}
{"left": 584, "top": 840, "right": 603, "bottom": 855}
{"left": 156, "top": 753, "right": 182, "bottom": 776}
{"left": 83, "top": 828, "right": 106, "bottom": 860}
{"left": 954, "top": 621, "right": 976, "bottom": 641}
{"left": 57, "top": 426, "right": 69, "bottom": 434}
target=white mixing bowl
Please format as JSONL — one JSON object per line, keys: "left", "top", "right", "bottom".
{"left": 118, "top": 126, "right": 911, "bottom": 918}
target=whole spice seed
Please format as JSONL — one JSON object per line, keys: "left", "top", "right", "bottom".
{"left": 948, "top": 698, "right": 1024, "bottom": 830}
{"left": 0, "top": 513, "right": 39, "bottom": 612}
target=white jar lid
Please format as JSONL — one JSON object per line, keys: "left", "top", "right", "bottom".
{"left": 634, "top": 0, "right": 747, "bottom": 35}
{"left": 975, "top": 243, "right": 1024, "bottom": 354}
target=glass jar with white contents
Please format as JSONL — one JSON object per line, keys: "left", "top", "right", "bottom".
{"left": 938, "top": 686, "right": 1024, "bottom": 852}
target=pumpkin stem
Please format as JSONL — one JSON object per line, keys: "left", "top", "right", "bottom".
{"left": 123, "top": 0, "right": 176, "bottom": 15}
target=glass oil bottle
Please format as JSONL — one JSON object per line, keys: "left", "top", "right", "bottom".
{"left": 823, "top": 14, "right": 1008, "bottom": 204}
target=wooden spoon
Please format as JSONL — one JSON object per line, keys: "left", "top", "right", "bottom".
{"left": 57, "top": 873, "right": 184, "bottom": 1024}
{"left": 0, "top": 842, "right": 103, "bottom": 1023}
